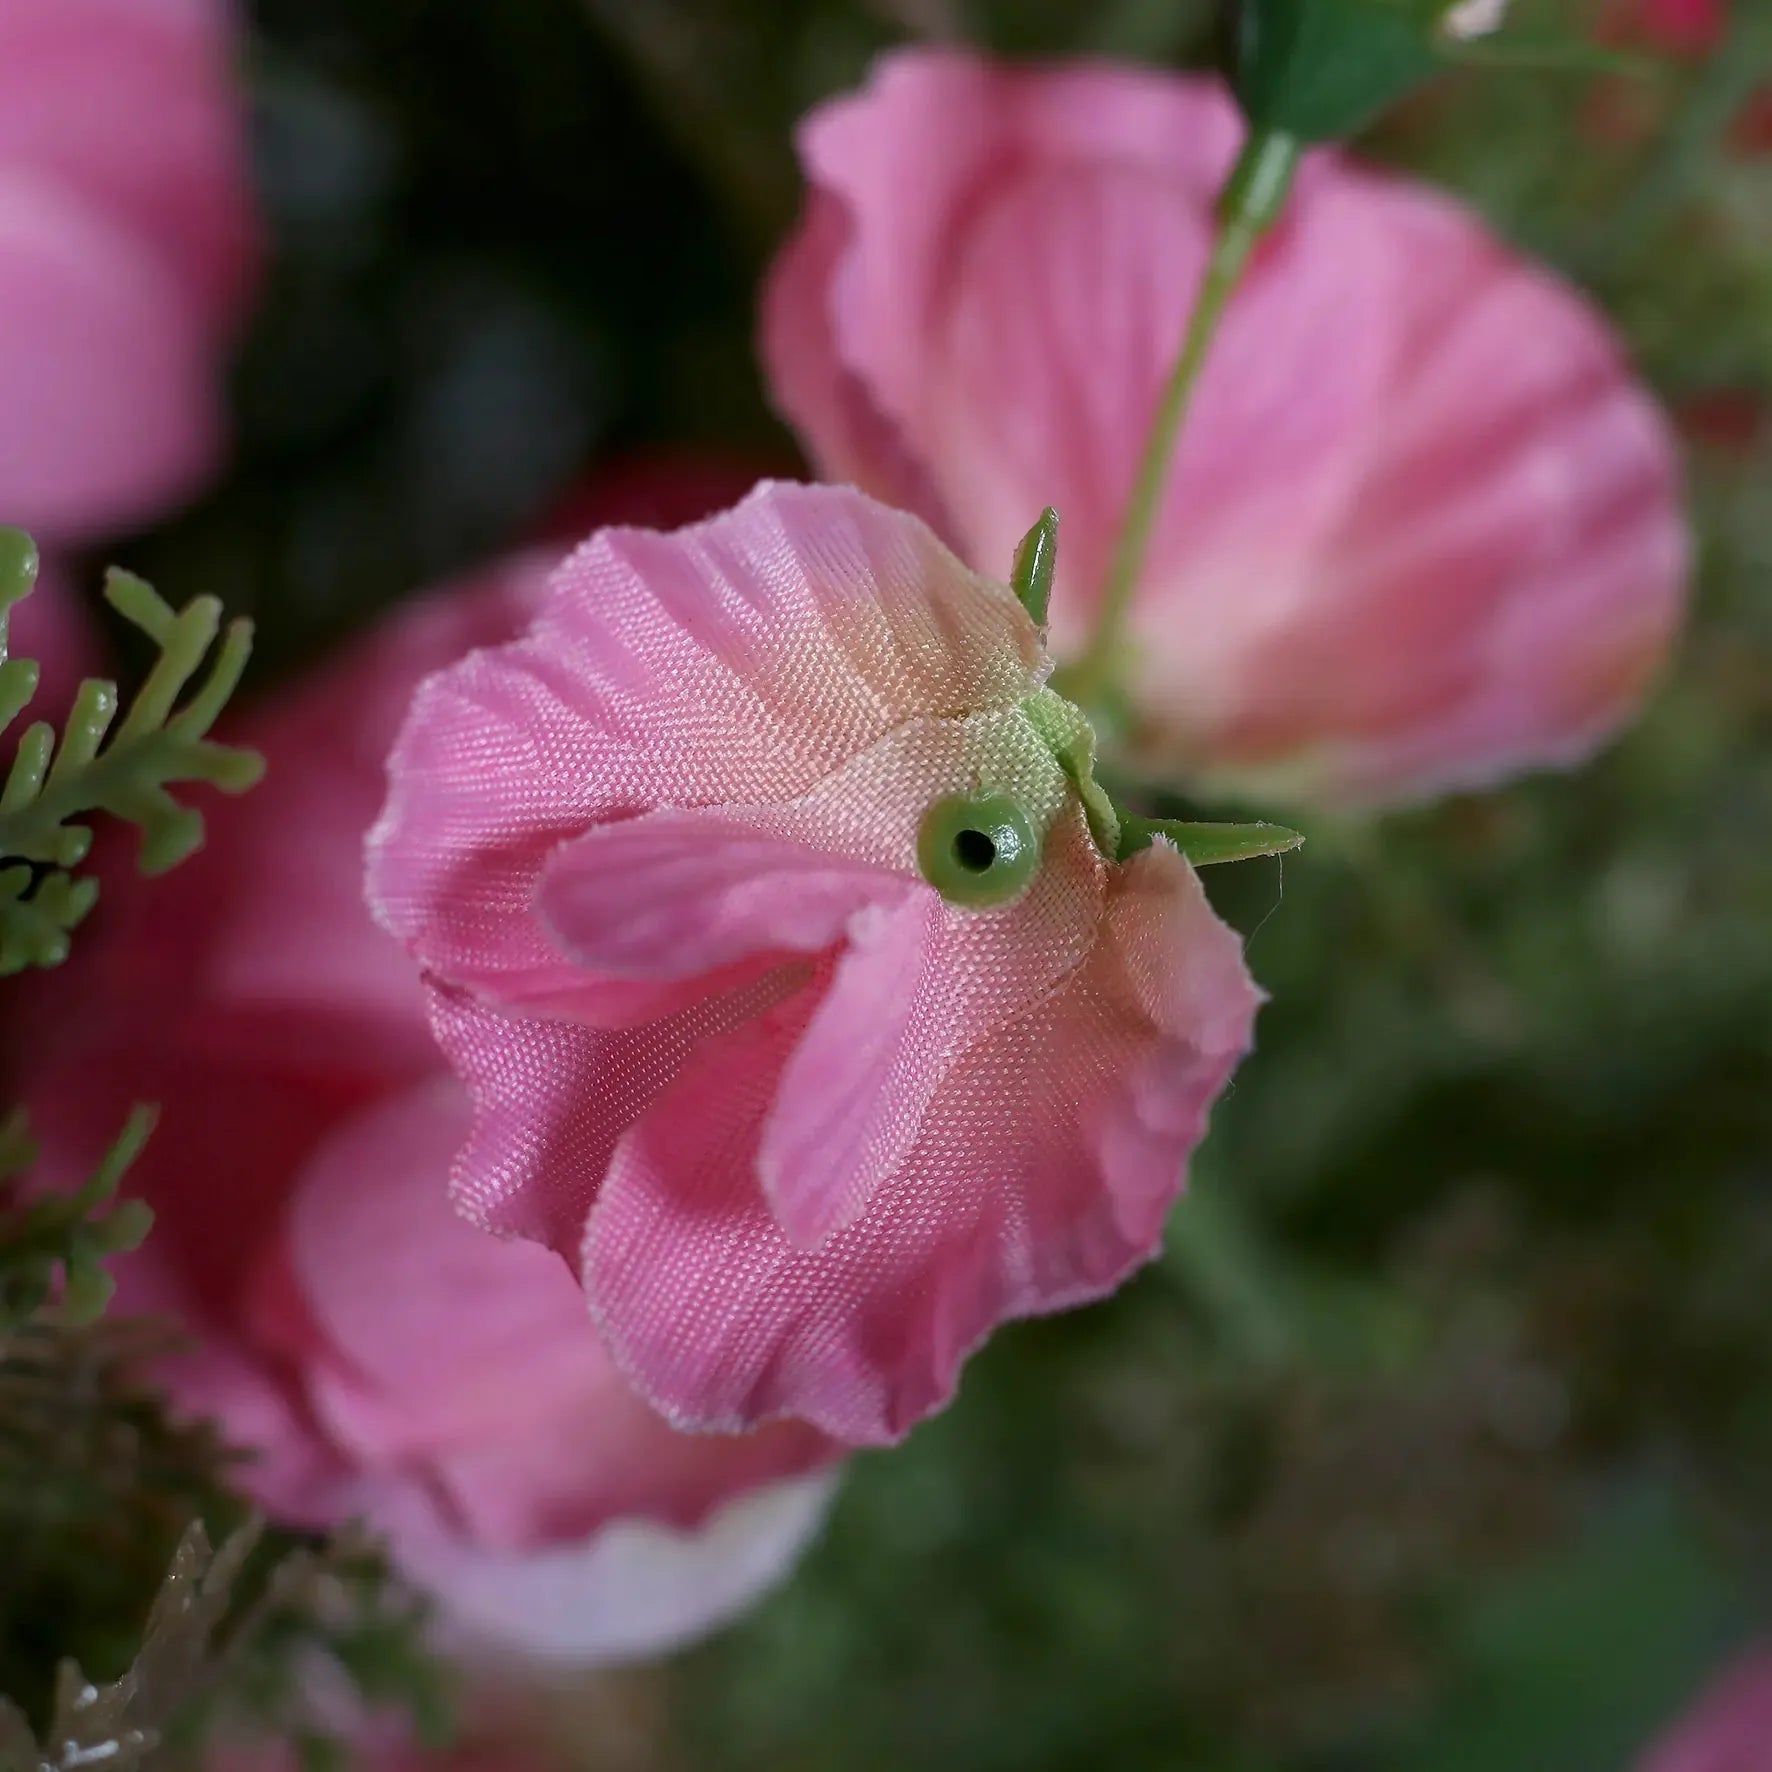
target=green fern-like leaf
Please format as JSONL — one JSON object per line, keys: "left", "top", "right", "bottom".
{"left": 0, "top": 1106, "right": 156, "bottom": 1332}
{"left": 0, "top": 1313, "right": 447, "bottom": 1764}
{"left": 0, "top": 529, "right": 265, "bottom": 976}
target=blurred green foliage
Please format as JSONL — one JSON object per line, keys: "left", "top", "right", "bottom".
{"left": 49, "top": 0, "right": 1772, "bottom": 1766}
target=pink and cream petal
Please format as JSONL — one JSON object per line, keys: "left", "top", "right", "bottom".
{"left": 536, "top": 809, "right": 908, "bottom": 982}
{"left": 368, "top": 483, "right": 1045, "bottom": 1003}
{"left": 582, "top": 842, "right": 1259, "bottom": 1443}
{"left": 388, "top": 1467, "right": 841, "bottom": 1667}
{"left": 757, "top": 891, "right": 943, "bottom": 1249}
{"left": 430, "top": 964, "right": 817, "bottom": 1251}
{"left": 287, "top": 1077, "right": 836, "bottom": 1551}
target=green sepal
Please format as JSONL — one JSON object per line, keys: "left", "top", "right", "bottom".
{"left": 1022, "top": 687, "right": 1120, "bottom": 860}
{"left": 1235, "top": 0, "right": 1450, "bottom": 142}
{"left": 1010, "top": 507, "right": 1060, "bottom": 627}
{"left": 1116, "top": 814, "right": 1303, "bottom": 868}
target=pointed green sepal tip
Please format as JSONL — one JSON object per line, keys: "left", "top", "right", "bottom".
{"left": 1010, "top": 507, "right": 1060, "bottom": 627}
{"left": 0, "top": 529, "right": 38, "bottom": 617}
{"left": 1116, "top": 815, "right": 1304, "bottom": 868}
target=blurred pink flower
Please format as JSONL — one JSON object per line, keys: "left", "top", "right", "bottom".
{"left": 1609, "top": 0, "right": 1726, "bottom": 56}
{"left": 0, "top": 0, "right": 258, "bottom": 540}
{"left": 8, "top": 550, "right": 101, "bottom": 721}
{"left": 213, "top": 1742, "right": 528, "bottom": 1772}
{"left": 368, "top": 480, "right": 1261, "bottom": 1447}
{"left": 763, "top": 53, "right": 1688, "bottom": 809}
{"left": 1638, "top": 1646, "right": 1772, "bottom": 1772}
{"left": 20, "top": 542, "right": 838, "bottom": 1665}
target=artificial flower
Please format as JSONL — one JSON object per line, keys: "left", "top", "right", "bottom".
{"left": 763, "top": 52, "right": 1687, "bottom": 808}
{"left": 369, "top": 480, "right": 1262, "bottom": 1446}
{"left": 20, "top": 535, "right": 837, "bottom": 1663}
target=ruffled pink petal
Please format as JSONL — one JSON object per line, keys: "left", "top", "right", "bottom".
{"left": 922, "top": 161, "right": 1382, "bottom": 664}
{"left": 758, "top": 891, "right": 941, "bottom": 1249}
{"left": 581, "top": 839, "right": 1259, "bottom": 1443}
{"left": 386, "top": 1468, "right": 839, "bottom": 1666}
{"left": 429, "top": 963, "right": 815, "bottom": 1251}
{"left": 368, "top": 482, "right": 1044, "bottom": 1007}
{"left": 752, "top": 786, "right": 1111, "bottom": 1251}
{"left": 284, "top": 1077, "right": 835, "bottom": 1552}
{"left": 537, "top": 809, "right": 906, "bottom": 982}
{"left": 466, "top": 715, "right": 1108, "bottom": 1263}
{"left": 1127, "top": 181, "right": 1687, "bottom": 804}
{"left": 766, "top": 52, "right": 1243, "bottom": 500}
{"left": 760, "top": 190, "right": 956, "bottom": 529}
{"left": 0, "top": 170, "right": 218, "bottom": 541}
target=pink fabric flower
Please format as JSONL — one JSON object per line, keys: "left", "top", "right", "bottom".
{"left": 1637, "top": 1646, "right": 1772, "bottom": 1772}
{"left": 19, "top": 545, "right": 838, "bottom": 1663}
{"left": 762, "top": 52, "right": 1688, "bottom": 809}
{"left": 0, "top": 0, "right": 257, "bottom": 540}
{"left": 368, "top": 480, "right": 1262, "bottom": 1447}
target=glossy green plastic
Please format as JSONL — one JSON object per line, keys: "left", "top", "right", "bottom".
{"left": 917, "top": 791, "right": 1040, "bottom": 908}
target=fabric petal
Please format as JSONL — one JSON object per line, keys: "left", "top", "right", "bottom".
{"left": 757, "top": 891, "right": 941, "bottom": 1249}
{"left": 368, "top": 482, "right": 1045, "bottom": 1006}
{"left": 467, "top": 724, "right": 1108, "bottom": 1265}
{"left": 582, "top": 839, "right": 1259, "bottom": 1443}
{"left": 285, "top": 1077, "right": 835, "bottom": 1552}
{"left": 430, "top": 962, "right": 816, "bottom": 1251}
{"left": 536, "top": 809, "right": 905, "bottom": 982}
{"left": 764, "top": 50, "right": 1688, "bottom": 808}
{"left": 388, "top": 1469, "right": 840, "bottom": 1667}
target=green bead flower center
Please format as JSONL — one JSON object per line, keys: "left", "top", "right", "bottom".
{"left": 917, "top": 792, "right": 1039, "bottom": 908}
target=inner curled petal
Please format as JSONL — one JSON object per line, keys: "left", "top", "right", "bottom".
{"left": 536, "top": 809, "right": 905, "bottom": 981}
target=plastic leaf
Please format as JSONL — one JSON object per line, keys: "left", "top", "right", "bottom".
{"left": 0, "top": 531, "right": 265, "bottom": 976}
{"left": 0, "top": 1105, "right": 157, "bottom": 1331}
{"left": 1115, "top": 814, "right": 1304, "bottom": 867}
{"left": 1010, "top": 507, "right": 1059, "bottom": 627}
{"left": 1235, "top": 0, "right": 1446, "bottom": 142}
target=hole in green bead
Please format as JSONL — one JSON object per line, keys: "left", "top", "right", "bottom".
{"left": 952, "top": 827, "right": 997, "bottom": 873}
{"left": 918, "top": 792, "right": 1039, "bottom": 908}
